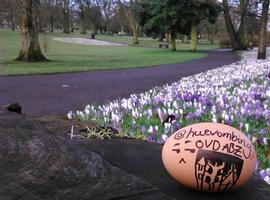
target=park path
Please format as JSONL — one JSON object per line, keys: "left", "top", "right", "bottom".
{"left": 0, "top": 49, "right": 239, "bottom": 116}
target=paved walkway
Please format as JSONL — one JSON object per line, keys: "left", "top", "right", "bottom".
{"left": 0, "top": 49, "right": 239, "bottom": 116}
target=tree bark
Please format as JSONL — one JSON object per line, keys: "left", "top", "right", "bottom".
{"left": 258, "top": 0, "right": 270, "bottom": 59}
{"left": 209, "top": 35, "right": 214, "bottom": 44}
{"left": 120, "top": 0, "right": 140, "bottom": 44}
{"left": 62, "top": 0, "right": 70, "bottom": 34}
{"left": 222, "top": 0, "right": 241, "bottom": 50}
{"left": 132, "top": 22, "right": 140, "bottom": 44}
{"left": 16, "top": 0, "right": 47, "bottom": 62}
{"left": 80, "top": 11, "right": 87, "bottom": 34}
{"left": 49, "top": 16, "right": 54, "bottom": 32}
{"left": 63, "top": 13, "right": 70, "bottom": 33}
{"left": 204, "top": 23, "right": 215, "bottom": 44}
{"left": 190, "top": 23, "right": 197, "bottom": 52}
{"left": 8, "top": 0, "right": 15, "bottom": 31}
{"left": 169, "top": 32, "right": 176, "bottom": 51}
{"left": 49, "top": 2, "right": 55, "bottom": 33}
{"left": 222, "top": 0, "right": 249, "bottom": 50}
{"left": 237, "top": 0, "right": 249, "bottom": 49}
{"left": 106, "top": 23, "right": 110, "bottom": 35}
{"left": 165, "top": 33, "right": 170, "bottom": 42}
{"left": 80, "top": 21, "right": 87, "bottom": 34}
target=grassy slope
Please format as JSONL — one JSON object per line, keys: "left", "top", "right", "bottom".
{"left": 0, "top": 30, "right": 213, "bottom": 75}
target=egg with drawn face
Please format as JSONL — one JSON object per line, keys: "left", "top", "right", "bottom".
{"left": 162, "top": 123, "right": 257, "bottom": 192}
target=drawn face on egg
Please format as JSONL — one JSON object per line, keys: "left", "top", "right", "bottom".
{"left": 172, "top": 139, "right": 196, "bottom": 164}
{"left": 162, "top": 123, "right": 257, "bottom": 193}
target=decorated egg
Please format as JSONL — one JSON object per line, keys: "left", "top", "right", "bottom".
{"left": 162, "top": 122, "right": 257, "bottom": 192}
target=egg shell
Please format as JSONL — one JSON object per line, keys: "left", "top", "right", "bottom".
{"left": 162, "top": 122, "right": 257, "bottom": 192}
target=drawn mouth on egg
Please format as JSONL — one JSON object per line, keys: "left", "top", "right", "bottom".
{"left": 172, "top": 142, "right": 196, "bottom": 164}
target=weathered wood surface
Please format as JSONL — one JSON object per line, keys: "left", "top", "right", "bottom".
{"left": 1, "top": 111, "right": 270, "bottom": 200}
{"left": 0, "top": 112, "right": 172, "bottom": 200}
{"left": 78, "top": 140, "right": 270, "bottom": 200}
{"left": 42, "top": 115, "right": 270, "bottom": 200}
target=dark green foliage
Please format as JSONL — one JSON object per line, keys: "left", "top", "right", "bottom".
{"left": 135, "top": 0, "right": 221, "bottom": 37}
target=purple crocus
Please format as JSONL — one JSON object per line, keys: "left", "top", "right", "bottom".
{"left": 222, "top": 94, "right": 227, "bottom": 104}
{"left": 260, "top": 128, "right": 268, "bottom": 135}
{"left": 254, "top": 93, "right": 261, "bottom": 100}
{"left": 141, "top": 125, "right": 146, "bottom": 133}
{"left": 148, "top": 134, "right": 155, "bottom": 142}
{"left": 259, "top": 170, "right": 267, "bottom": 180}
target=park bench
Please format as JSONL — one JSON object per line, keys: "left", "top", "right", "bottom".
{"left": 159, "top": 42, "right": 169, "bottom": 49}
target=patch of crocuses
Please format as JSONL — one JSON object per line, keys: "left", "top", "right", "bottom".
{"left": 70, "top": 50, "right": 270, "bottom": 185}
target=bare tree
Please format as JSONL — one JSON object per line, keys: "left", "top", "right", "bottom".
{"left": 88, "top": 4, "right": 104, "bottom": 35}
{"left": 60, "top": 0, "right": 72, "bottom": 33}
{"left": 16, "top": 0, "right": 46, "bottom": 62}
{"left": 76, "top": 0, "right": 93, "bottom": 34}
{"left": 42, "top": 0, "right": 57, "bottom": 32}
{"left": 0, "top": 0, "right": 8, "bottom": 27}
{"left": 222, "top": 0, "right": 250, "bottom": 50}
{"left": 257, "top": 0, "right": 270, "bottom": 59}
{"left": 202, "top": 21, "right": 219, "bottom": 44}
{"left": 97, "top": 0, "right": 118, "bottom": 34}
{"left": 0, "top": 0, "right": 20, "bottom": 30}
{"left": 119, "top": 0, "right": 140, "bottom": 44}
{"left": 7, "top": 0, "right": 15, "bottom": 30}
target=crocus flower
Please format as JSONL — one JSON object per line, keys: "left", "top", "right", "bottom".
{"left": 67, "top": 111, "right": 73, "bottom": 120}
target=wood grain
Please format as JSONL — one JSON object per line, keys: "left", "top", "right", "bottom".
{"left": 0, "top": 112, "right": 172, "bottom": 200}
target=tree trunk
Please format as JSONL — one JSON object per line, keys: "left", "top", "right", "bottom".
{"left": 106, "top": 23, "right": 110, "bottom": 35}
{"left": 169, "top": 32, "right": 176, "bottom": 51}
{"left": 92, "top": 25, "right": 97, "bottom": 36}
{"left": 49, "top": 16, "right": 54, "bottom": 32}
{"left": 10, "top": 15, "right": 15, "bottom": 31}
{"left": 222, "top": 0, "right": 241, "bottom": 50}
{"left": 190, "top": 23, "right": 197, "bottom": 52}
{"left": 165, "top": 33, "right": 170, "bottom": 42}
{"left": 63, "top": 1, "right": 70, "bottom": 34}
{"left": 63, "top": 13, "right": 70, "bottom": 33}
{"left": 81, "top": 22, "right": 87, "bottom": 34}
{"left": 80, "top": 12, "right": 87, "bottom": 34}
{"left": 258, "top": 0, "right": 270, "bottom": 59}
{"left": 38, "top": 16, "right": 43, "bottom": 32}
{"left": 237, "top": 0, "right": 249, "bottom": 50}
{"left": 132, "top": 22, "right": 139, "bottom": 44}
{"left": 204, "top": 23, "right": 215, "bottom": 44}
{"left": 209, "top": 35, "right": 214, "bottom": 44}
{"left": 16, "top": 0, "right": 47, "bottom": 62}
{"left": 8, "top": 0, "right": 15, "bottom": 31}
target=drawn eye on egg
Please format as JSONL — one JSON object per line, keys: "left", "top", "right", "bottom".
{"left": 172, "top": 140, "right": 196, "bottom": 164}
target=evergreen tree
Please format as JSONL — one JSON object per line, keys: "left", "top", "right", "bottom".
{"left": 135, "top": 0, "right": 221, "bottom": 51}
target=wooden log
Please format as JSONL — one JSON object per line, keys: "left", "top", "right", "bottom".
{"left": 0, "top": 112, "right": 172, "bottom": 200}
{"left": 1, "top": 112, "right": 270, "bottom": 199}
{"left": 41, "top": 114, "right": 270, "bottom": 200}
{"left": 77, "top": 138, "right": 270, "bottom": 200}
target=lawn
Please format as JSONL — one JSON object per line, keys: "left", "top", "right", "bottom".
{"left": 0, "top": 29, "right": 213, "bottom": 76}
{"left": 96, "top": 34, "right": 219, "bottom": 50}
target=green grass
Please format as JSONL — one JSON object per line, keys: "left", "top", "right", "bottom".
{"left": 0, "top": 29, "right": 213, "bottom": 76}
{"left": 96, "top": 34, "right": 219, "bottom": 50}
